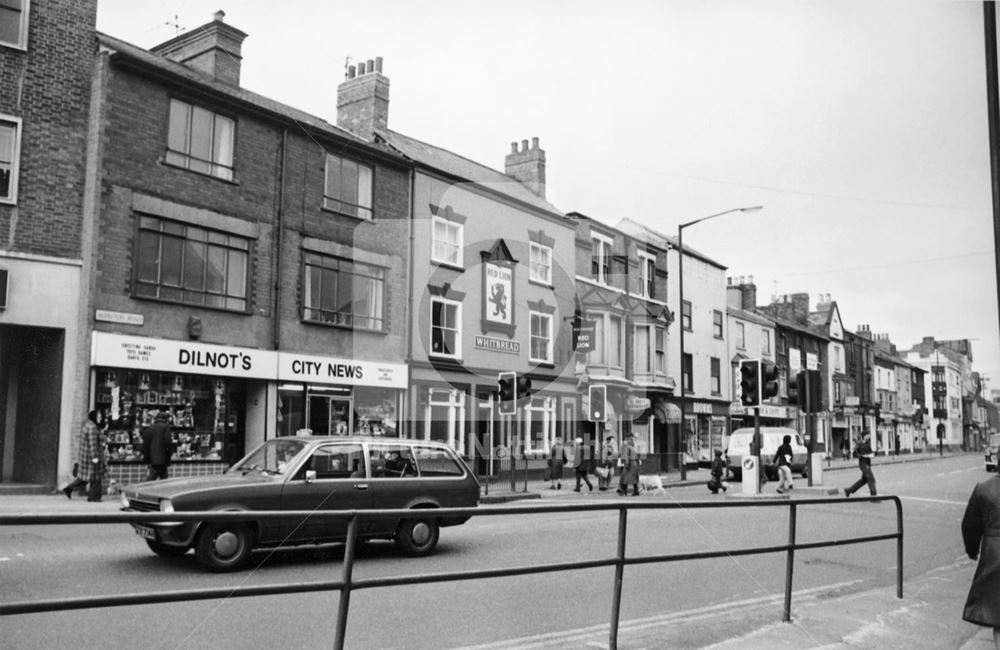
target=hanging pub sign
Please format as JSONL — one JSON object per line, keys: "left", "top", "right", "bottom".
{"left": 573, "top": 319, "right": 596, "bottom": 352}
{"left": 480, "top": 239, "right": 517, "bottom": 337}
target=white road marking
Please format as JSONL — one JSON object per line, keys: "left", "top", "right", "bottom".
{"left": 455, "top": 580, "right": 862, "bottom": 649}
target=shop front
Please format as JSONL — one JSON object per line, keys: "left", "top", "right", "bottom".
{"left": 91, "top": 332, "right": 277, "bottom": 485}
{"left": 274, "top": 353, "right": 407, "bottom": 439}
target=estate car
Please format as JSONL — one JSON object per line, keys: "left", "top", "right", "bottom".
{"left": 120, "top": 436, "right": 479, "bottom": 571}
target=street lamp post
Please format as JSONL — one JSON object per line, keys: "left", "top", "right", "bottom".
{"left": 677, "top": 205, "right": 762, "bottom": 480}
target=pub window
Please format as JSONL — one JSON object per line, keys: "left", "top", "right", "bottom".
{"left": 134, "top": 215, "right": 249, "bottom": 312}
{"left": 529, "top": 242, "right": 552, "bottom": 284}
{"left": 165, "top": 99, "right": 235, "bottom": 181}
{"left": 430, "top": 296, "right": 461, "bottom": 358}
{"left": 529, "top": 311, "right": 553, "bottom": 363}
{"left": 432, "top": 216, "right": 463, "bottom": 267}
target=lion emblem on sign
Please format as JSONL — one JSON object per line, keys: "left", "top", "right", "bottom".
{"left": 489, "top": 282, "right": 507, "bottom": 320}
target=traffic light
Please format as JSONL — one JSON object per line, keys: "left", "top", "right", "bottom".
{"left": 588, "top": 384, "right": 607, "bottom": 422}
{"left": 498, "top": 371, "right": 516, "bottom": 415}
{"left": 739, "top": 359, "right": 760, "bottom": 407}
{"left": 806, "top": 369, "right": 822, "bottom": 413}
{"left": 516, "top": 375, "right": 532, "bottom": 405}
{"left": 787, "top": 370, "right": 805, "bottom": 407}
{"left": 761, "top": 361, "right": 779, "bottom": 401}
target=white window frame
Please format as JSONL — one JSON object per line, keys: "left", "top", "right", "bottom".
{"left": 637, "top": 250, "right": 655, "bottom": 298}
{"left": 655, "top": 326, "right": 666, "bottom": 373}
{"left": 0, "top": 0, "right": 29, "bottom": 50}
{"left": 634, "top": 322, "right": 652, "bottom": 374}
{"left": 432, "top": 216, "right": 463, "bottom": 267}
{"left": 529, "top": 241, "right": 552, "bottom": 285}
{"left": 0, "top": 115, "right": 22, "bottom": 204}
{"left": 423, "top": 387, "right": 467, "bottom": 455}
{"left": 762, "top": 329, "right": 772, "bottom": 355}
{"left": 523, "top": 395, "right": 556, "bottom": 455}
{"left": 429, "top": 296, "right": 462, "bottom": 359}
{"left": 735, "top": 321, "right": 746, "bottom": 350}
{"left": 529, "top": 311, "right": 553, "bottom": 364}
{"left": 591, "top": 232, "right": 612, "bottom": 285}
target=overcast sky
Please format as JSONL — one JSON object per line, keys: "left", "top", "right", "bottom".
{"left": 96, "top": 0, "right": 1000, "bottom": 387}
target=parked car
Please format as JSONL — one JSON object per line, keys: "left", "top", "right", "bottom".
{"left": 120, "top": 436, "right": 479, "bottom": 571}
{"left": 725, "top": 427, "right": 809, "bottom": 481}
{"left": 986, "top": 433, "right": 1000, "bottom": 472}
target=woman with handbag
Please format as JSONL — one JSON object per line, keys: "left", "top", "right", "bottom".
{"left": 597, "top": 434, "right": 617, "bottom": 491}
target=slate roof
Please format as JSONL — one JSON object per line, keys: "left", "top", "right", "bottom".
{"left": 378, "top": 129, "right": 565, "bottom": 216}
{"left": 615, "top": 217, "right": 727, "bottom": 269}
{"left": 96, "top": 32, "right": 404, "bottom": 162}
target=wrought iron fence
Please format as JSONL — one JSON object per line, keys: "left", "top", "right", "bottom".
{"left": 0, "top": 496, "right": 903, "bottom": 650}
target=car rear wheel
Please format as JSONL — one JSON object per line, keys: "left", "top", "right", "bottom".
{"left": 195, "top": 522, "right": 253, "bottom": 572}
{"left": 145, "top": 539, "right": 188, "bottom": 557}
{"left": 395, "top": 516, "right": 440, "bottom": 557}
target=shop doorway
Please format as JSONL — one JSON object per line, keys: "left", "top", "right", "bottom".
{"left": 307, "top": 392, "right": 352, "bottom": 436}
{"left": 0, "top": 325, "right": 64, "bottom": 485}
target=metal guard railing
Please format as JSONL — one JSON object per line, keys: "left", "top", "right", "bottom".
{"left": 0, "top": 496, "right": 903, "bottom": 650}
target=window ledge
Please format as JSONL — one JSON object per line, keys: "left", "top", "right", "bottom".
{"left": 301, "top": 318, "right": 386, "bottom": 334}
{"left": 159, "top": 158, "right": 239, "bottom": 185}
{"left": 320, "top": 204, "right": 374, "bottom": 222}
{"left": 431, "top": 260, "right": 465, "bottom": 273}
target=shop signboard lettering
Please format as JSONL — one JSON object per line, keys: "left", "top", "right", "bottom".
{"left": 92, "top": 332, "right": 276, "bottom": 379}
{"left": 278, "top": 354, "right": 406, "bottom": 388}
{"left": 473, "top": 335, "right": 520, "bottom": 354}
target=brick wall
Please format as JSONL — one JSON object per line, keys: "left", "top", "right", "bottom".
{"left": 0, "top": 0, "right": 98, "bottom": 257}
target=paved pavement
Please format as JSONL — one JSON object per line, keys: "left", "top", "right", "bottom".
{"left": 2, "top": 451, "right": 995, "bottom": 648}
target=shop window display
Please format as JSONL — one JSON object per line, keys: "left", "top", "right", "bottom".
{"left": 95, "top": 369, "right": 245, "bottom": 463}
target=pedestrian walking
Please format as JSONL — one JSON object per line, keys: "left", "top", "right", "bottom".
{"left": 547, "top": 436, "right": 566, "bottom": 490}
{"left": 617, "top": 435, "right": 640, "bottom": 496}
{"left": 708, "top": 448, "right": 728, "bottom": 494}
{"left": 570, "top": 437, "right": 593, "bottom": 492}
{"left": 142, "top": 411, "right": 176, "bottom": 481}
{"left": 961, "top": 471, "right": 1000, "bottom": 649}
{"left": 773, "top": 434, "right": 794, "bottom": 494}
{"left": 844, "top": 430, "right": 877, "bottom": 497}
{"left": 62, "top": 410, "right": 107, "bottom": 501}
{"left": 597, "top": 434, "right": 617, "bottom": 491}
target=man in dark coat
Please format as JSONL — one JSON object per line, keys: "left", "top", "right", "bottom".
{"left": 142, "top": 412, "right": 175, "bottom": 481}
{"left": 962, "top": 473, "right": 1000, "bottom": 649}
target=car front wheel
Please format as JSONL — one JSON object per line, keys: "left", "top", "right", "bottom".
{"left": 195, "top": 522, "right": 253, "bottom": 572}
{"left": 145, "top": 539, "right": 188, "bottom": 557}
{"left": 395, "top": 516, "right": 440, "bottom": 557}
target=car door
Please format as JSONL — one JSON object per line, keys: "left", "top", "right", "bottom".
{"left": 365, "top": 443, "right": 421, "bottom": 537}
{"left": 279, "top": 442, "right": 371, "bottom": 542}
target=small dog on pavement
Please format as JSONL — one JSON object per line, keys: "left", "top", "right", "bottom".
{"left": 638, "top": 474, "right": 666, "bottom": 495}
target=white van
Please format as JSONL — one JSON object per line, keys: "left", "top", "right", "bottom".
{"left": 726, "top": 427, "right": 809, "bottom": 481}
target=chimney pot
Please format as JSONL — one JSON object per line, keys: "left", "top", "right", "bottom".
{"left": 366, "top": 58, "right": 375, "bottom": 72}
{"left": 358, "top": 61, "right": 366, "bottom": 75}
{"left": 214, "top": 10, "right": 225, "bottom": 22}
{"left": 375, "top": 56, "right": 383, "bottom": 73}
{"left": 521, "top": 139, "right": 529, "bottom": 152}
{"left": 748, "top": 275, "right": 754, "bottom": 284}
{"left": 510, "top": 142, "right": 518, "bottom": 153}
{"left": 348, "top": 64, "right": 356, "bottom": 78}
{"left": 531, "top": 137, "right": 539, "bottom": 149}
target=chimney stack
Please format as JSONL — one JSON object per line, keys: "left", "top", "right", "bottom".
{"left": 336, "top": 56, "right": 390, "bottom": 138}
{"left": 505, "top": 137, "right": 546, "bottom": 198}
{"left": 151, "top": 11, "right": 248, "bottom": 86}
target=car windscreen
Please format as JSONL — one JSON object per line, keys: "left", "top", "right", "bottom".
{"left": 230, "top": 438, "right": 308, "bottom": 475}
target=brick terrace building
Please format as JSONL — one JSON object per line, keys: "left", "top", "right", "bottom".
{"left": 85, "top": 13, "right": 412, "bottom": 484}
{"left": 0, "top": 0, "right": 98, "bottom": 487}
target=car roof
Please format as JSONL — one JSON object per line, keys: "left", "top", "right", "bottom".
{"left": 277, "top": 435, "right": 455, "bottom": 448}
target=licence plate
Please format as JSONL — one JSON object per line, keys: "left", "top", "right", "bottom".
{"left": 133, "top": 524, "right": 155, "bottom": 540}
